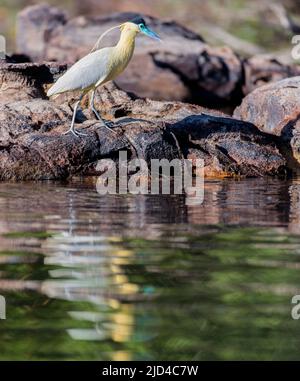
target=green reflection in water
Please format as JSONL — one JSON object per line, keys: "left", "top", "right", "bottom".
{"left": 1, "top": 225, "right": 300, "bottom": 360}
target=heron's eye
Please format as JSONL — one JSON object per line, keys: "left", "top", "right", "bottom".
{"left": 139, "top": 23, "right": 145, "bottom": 31}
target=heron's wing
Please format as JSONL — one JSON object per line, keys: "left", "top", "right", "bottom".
{"left": 47, "top": 48, "right": 112, "bottom": 97}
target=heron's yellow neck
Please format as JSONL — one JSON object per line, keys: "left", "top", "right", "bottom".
{"left": 115, "top": 28, "right": 137, "bottom": 59}
{"left": 107, "top": 27, "right": 138, "bottom": 79}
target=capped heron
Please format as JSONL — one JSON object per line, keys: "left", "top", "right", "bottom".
{"left": 47, "top": 17, "right": 161, "bottom": 137}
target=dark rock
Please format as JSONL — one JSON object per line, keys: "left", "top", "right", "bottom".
{"left": 0, "top": 60, "right": 287, "bottom": 180}
{"left": 243, "top": 56, "right": 300, "bottom": 95}
{"left": 0, "top": 59, "right": 67, "bottom": 101}
{"left": 234, "top": 76, "right": 300, "bottom": 169}
{"left": 170, "top": 113, "right": 286, "bottom": 177}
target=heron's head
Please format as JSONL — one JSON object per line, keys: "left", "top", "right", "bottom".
{"left": 120, "top": 17, "right": 161, "bottom": 41}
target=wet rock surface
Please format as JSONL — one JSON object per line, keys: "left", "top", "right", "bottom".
{"left": 16, "top": 4, "right": 300, "bottom": 110}
{"left": 0, "top": 60, "right": 287, "bottom": 180}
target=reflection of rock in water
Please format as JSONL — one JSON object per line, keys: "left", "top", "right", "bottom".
{"left": 2, "top": 180, "right": 300, "bottom": 359}
{"left": 188, "top": 178, "right": 292, "bottom": 227}
{"left": 287, "top": 180, "right": 300, "bottom": 235}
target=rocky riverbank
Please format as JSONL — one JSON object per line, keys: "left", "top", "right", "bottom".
{"left": 1, "top": 4, "right": 300, "bottom": 180}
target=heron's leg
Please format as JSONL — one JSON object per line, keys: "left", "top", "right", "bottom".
{"left": 90, "top": 89, "right": 116, "bottom": 134}
{"left": 65, "top": 94, "right": 87, "bottom": 137}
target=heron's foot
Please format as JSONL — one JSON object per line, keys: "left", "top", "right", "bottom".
{"left": 64, "top": 127, "right": 88, "bottom": 138}
{"left": 101, "top": 122, "right": 117, "bottom": 134}
{"left": 92, "top": 107, "right": 117, "bottom": 134}
{"left": 96, "top": 120, "right": 117, "bottom": 134}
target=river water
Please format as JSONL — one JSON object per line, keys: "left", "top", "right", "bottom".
{"left": 1, "top": 177, "right": 300, "bottom": 360}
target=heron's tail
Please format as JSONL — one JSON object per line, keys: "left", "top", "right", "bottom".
{"left": 47, "top": 84, "right": 56, "bottom": 98}
{"left": 47, "top": 81, "right": 63, "bottom": 98}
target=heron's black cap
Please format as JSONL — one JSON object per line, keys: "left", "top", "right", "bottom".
{"left": 130, "top": 17, "right": 146, "bottom": 26}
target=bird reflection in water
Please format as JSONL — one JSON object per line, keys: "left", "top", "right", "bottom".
{"left": 41, "top": 199, "right": 143, "bottom": 359}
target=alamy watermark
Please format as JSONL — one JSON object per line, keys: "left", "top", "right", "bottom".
{"left": 0, "top": 295, "right": 6, "bottom": 320}
{"left": 0, "top": 35, "right": 6, "bottom": 60}
{"left": 291, "top": 295, "right": 300, "bottom": 320}
{"left": 291, "top": 35, "right": 300, "bottom": 60}
{"left": 95, "top": 151, "right": 204, "bottom": 206}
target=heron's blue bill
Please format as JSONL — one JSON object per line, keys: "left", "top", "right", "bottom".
{"left": 141, "top": 26, "right": 161, "bottom": 41}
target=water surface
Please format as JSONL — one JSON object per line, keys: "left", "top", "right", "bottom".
{"left": 1, "top": 177, "right": 300, "bottom": 360}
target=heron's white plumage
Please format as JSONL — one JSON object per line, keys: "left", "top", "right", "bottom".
{"left": 46, "top": 21, "right": 160, "bottom": 137}
{"left": 47, "top": 24, "right": 140, "bottom": 99}
{"left": 47, "top": 48, "right": 112, "bottom": 97}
